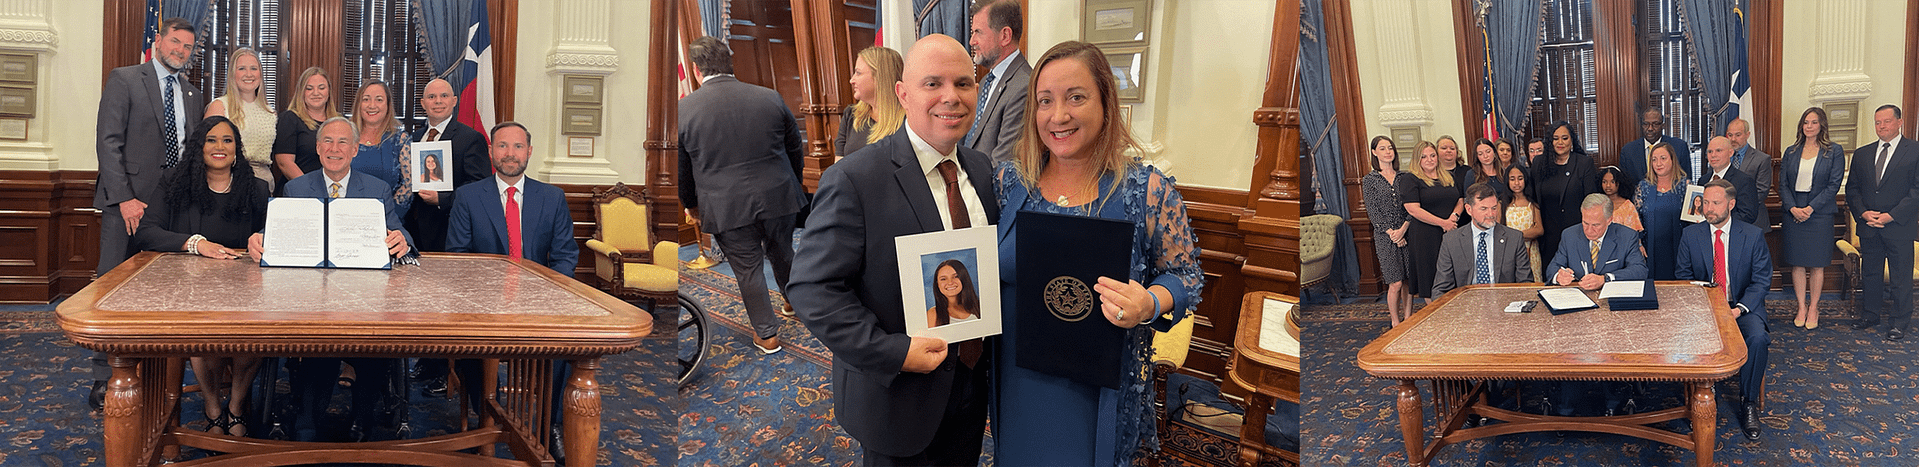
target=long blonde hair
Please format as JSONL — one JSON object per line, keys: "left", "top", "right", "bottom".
{"left": 219, "top": 48, "right": 270, "bottom": 128}
{"left": 852, "top": 46, "right": 904, "bottom": 145}
{"left": 1412, "top": 141, "right": 1454, "bottom": 187}
{"left": 351, "top": 80, "right": 401, "bottom": 141}
{"left": 287, "top": 66, "right": 342, "bottom": 130}
{"left": 1012, "top": 41, "right": 1138, "bottom": 189}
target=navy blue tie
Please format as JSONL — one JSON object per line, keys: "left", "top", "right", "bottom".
{"left": 963, "top": 72, "right": 996, "bottom": 147}
{"left": 162, "top": 74, "right": 180, "bottom": 169}
{"left": 1475, "top": 231, "right": 1492, "bottom": 285}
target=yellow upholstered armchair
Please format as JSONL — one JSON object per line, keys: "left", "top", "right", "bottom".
{"left": 584, "top": 183, "right": 678, "bottom": 305}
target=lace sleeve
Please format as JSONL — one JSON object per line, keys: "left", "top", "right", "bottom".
{"left": 1141, "top": 166, "right": 1203, "bottom": 330}
{"left": 390, "top": 134, "right": 414, "bottom": 212}
{"left": 995, "top": 160, "right": 1018, "bottom": 208}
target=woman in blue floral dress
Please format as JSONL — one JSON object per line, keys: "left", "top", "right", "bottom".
{"left": 993, "top": 41, "right": 1204, "bottom": 466}
{"left": 349, "top": 80, "right": 413, "bottom": 217}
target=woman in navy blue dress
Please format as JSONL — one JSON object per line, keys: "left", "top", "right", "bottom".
{"left": 1780, "top": 107, "right": 1846, "bottom": 328}
{"left": 1634, "top": 142, "right": 1689, "bottom": 280}
{"left": 349, "top": 80, "right": 413, "bottom": 217}
{"left": 994, "top": 41, "right": 1203, "bottom": 466}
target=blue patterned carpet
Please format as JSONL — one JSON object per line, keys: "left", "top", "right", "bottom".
{"left": 1302, "top": 299, "right": 1919, "bottom": 466}
{"left": 0, "top": 299, "right": 676, "bottom": 466}
{"left": 677, "top": 241, "right": 997, "bottom": 466}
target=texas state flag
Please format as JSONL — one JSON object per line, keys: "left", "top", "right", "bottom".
{"left": 1724, "top": 2, "right": 1752, "bottom": 139}
{"left": 454, "top": 0, "right": 495, "bottom": 142}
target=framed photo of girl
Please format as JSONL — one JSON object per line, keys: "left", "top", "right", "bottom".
{"left": 411, "top": 140, "right": 453, "bottom": 192}
{"left": 894, "top": 226, "right": 1002, "bottom": 342}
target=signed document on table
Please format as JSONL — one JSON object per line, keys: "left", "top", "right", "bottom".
{"left": 260, "top": 197, "right": 393, "bottom": 269}
{"left": 1536, "top": 287, "right": 1598, "bottom": 314}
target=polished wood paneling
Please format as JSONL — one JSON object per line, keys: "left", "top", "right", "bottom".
{"left": 101, "top": 0, "right": 146, "bottom": 81}
{"left": 0, "top": 171, "right": 100, "bottom": 303}
{"left": 727, "top": 0, "right": 807, "bottom": 117}
{"left": 1591, "top": 0, "right": 1638, "bottom": 167}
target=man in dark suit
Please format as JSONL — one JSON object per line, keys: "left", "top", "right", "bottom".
{"left": 1675, "top": 179, "right": 1773, "bottom": 440}
{"left": 679, "top": 36, "right": 808, "bottom": 353}
{"left": 247, "top": 117, "right": 414, "bottom": 442}
{"left": 1847, "top": 104, "right": 1919, "bottom": 341}
{"left": 405, "top": 78, "right": 494, "bottom": 396}
{"left": 964, "top": 0, "right": 1031, "bottom": 163}
{"left": 1546, "top": 193, "right": 1649, "bottom": 290}
{"left": 446, "top": 122, "right": 579, "bottom": 455}
{"left": 789, "top": 35, "right": 997, "bottom": 466}
{"left": 1432, "top": 183, "right": 1532, "bottom": 297}
{"left": 1545, "top": 193, "right": 1649, "bottom": 417}
{"left": 1726, "top": 118, "right": 1774, "bottom": 234}
{"left": 89, "top": 17, "right": 205, "bottom": 410}
{"left": 447, "top": 122, "right": 577, "bottom": 273}
{"left": 1618, "top": 107, "right": 1695, "bottom": 184}
{"left": 403, "top": 78, "right": 491, "bottom": 253}
{"left": 1698, "top": 136, "right": 1763, "bottom": 229}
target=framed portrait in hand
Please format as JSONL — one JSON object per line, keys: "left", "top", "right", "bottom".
{"left": 1679, "top": 184, "right": 1705, "bottom": 224}
{"left": 411, "top": 140, "right": 453, "bottom": 192}
{"left": 895, "top": 226, "right": 1002, "bottom": 343}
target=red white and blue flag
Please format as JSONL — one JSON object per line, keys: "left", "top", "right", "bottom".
{"left": 141, "top": 0, "right": 163, "bottom": 62}
{"left": 454, "top": 0, "right": 495, "bottom": 142}
{"left": 1724, "top": 2, "right": 1752, "bottom": 139}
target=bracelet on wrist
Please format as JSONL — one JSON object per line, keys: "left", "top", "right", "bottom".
{"left": 185, "top": 234, "right": 205, "bottom": 255}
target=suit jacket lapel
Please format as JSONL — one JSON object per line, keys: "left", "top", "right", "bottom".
{"left": 482, "top": 181, "right": 510, "bottom": 251}
{"left": 889, "top": 139, "right": 945, "bottom": 233}
{"left": 139, "top": 64, "right": 165, "bottom": 124}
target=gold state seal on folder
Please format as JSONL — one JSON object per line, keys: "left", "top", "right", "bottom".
{"left": 1044, "top": 276, "right": 1095, "bottom": 322}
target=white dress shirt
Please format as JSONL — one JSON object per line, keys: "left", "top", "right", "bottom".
{"left": 494, "top": 175, "right": 527, "bottom": 227}
{"left": 904, "top": 125, "right": 989, "bottom": 230}
{"left": 152, "top": 60, "right": 189, "bottom": 152}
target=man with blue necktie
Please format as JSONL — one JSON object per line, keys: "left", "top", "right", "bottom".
{"left": 964, "top": 0, "right": 1031, "bottom": 163}
{"left": 1675, "top": 179, "right": 1772, "bottom": 440}
{"left": 1431, "top": 183, "right": 1531, "bottom": 297}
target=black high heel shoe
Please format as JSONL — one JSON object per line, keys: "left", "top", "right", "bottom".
{"left": 209, "top": 411, "right": 247, "bottom": 437}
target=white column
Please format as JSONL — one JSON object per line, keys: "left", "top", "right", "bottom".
{"left": 541, "top": 0, "right": 621, "bottom": 184}
{"left": 0, "top": 0, "right": 55, "bottom": 170}
{"left": 1807, "top": 0, "right": 1871, "bottom": 103}
{"left": 1371, "top": 0, "right": 1433, "bottom": 130}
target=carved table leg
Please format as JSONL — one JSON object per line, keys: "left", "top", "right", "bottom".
{"left": 104, "top": 356, "right": 142, "bottom": 467}
{"left": 1239, "top": 392, "right": 1274, "bottom": 467}
{"left": 1690, "top": 382, "right": 1715, "bottom": 467}
{"left": 564, "top": 358, "right": 603, "bottom": 465}
{"left": 1397, "top": 380, "right": 1427, "bottom": 467}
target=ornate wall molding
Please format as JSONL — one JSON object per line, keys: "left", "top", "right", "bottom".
{"left": 1370, "top": 0, "right": 1428, "bottom": 115}
{"left": 1377, "top": 106, "right": 1435, "bottom": 128}
{"left": 546, "top": 51, "right": 619, "bottom": 74}
{"left": 0, "top": 27, "right": 55, "bottom": 50}
{"left": 1808, "top": 74, "right": 1873, "bottom": 103}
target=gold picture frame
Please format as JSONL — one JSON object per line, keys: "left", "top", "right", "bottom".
{"left": 1103, "top": 46, "right": 1146, "bottom": 103}
{"left": 0, "top": 53, "right": 35, "bottom": 84}
{"left": 0, "top": 85, "right": 35, "bottom": 117}
{"left": 561, "top": 105, "right": 602, "bottom": 136}
{"left": 563, "top": 75, "right": 604, "bottom": 106}
{"left": 1083, "top": 0, "right": 1151, "bottom": 46}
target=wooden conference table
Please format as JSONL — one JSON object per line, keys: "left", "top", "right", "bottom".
{"left": 57, "top": 252, "right": 652, "bottom": 467}
{"left": 1227, "top": 291, "right": 1301, "bottom": 467}
{"left": 1356, "top": 282, "right": 1746, "bottom": 467}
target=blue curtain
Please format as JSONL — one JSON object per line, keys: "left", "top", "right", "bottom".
{"left": 700, "top": 0, "right": 725, "bottom": 38}
{"left": 1484, "top": 0, "right": 1546, "bottom": 140}
{"left": 163, "top": 0, "right": 213, "bottom": 40}
{"left": 1680, "top": 0, "right": 1742, "bottom": 130}
{"left": 913, "top": 0, "right": 968, "bottom": 44}
{"left": 1301, "top": 0, "right": 1358, "bottom": 296}
{"left": 413, "top": 0, "right": 473, "bottom": 82}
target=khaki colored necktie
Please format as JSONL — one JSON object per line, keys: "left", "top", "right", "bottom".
{"left": 1589, "top": 239, "right": 1600, "bottom": 266}
{"left": 329, "top": 182, "right": 342, "bottom": 199}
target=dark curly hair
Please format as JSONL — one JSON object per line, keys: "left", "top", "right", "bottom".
{"left": 163, "top": 116, "right": 261, "bottom": 223}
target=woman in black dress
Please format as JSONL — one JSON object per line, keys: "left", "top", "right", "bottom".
{"left": 1532, "top": 121, "right": 1599, "bottom": 265}
{"left": 1399, "top": 141, "right": 1462, "bottom": 301}
{"left": 271, "top": 67, "right": 341, "bottom": 191}
{"left": 1438, "top": 135, "right": 1472, "bottom": 188}
{"left": 1361, "top": 135, "right": 1414, "bottom": 325}
{"left": 1780, "top": 107, "right": 1846, "bottom": 329}
{"left": 132, "top": 116, "right": 270, "bottom": 437}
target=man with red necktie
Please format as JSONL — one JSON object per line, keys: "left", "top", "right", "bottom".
{"left": 1676, "top": 179, "right": 1772, "bottom": 440}
{"left": 447, "top": 121, "right": 576, "bottom": 274}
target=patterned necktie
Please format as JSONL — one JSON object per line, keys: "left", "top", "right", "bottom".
{"left": 1589, "top": 239, "right": 1600, "bottom": 268}
{"left": 328, "top": 182, "right": 342, "bottom": 199}
{"left": 934, "top": 159, "right": 980, "bottom": 367}
{"left": 962, "top": 72, "right": 996, "bottom": 147}
{"left": 1475, "top": 231, "right": 1492, "bottom": 285}
{"left": 1714, "top": 229, "right": 1729, "bottom": 291}
{"left": 505, "top": 186, "right": 523, "bottom": 260}
{"left": 425, "top": 128, "right": 440, "bottom": 142}
{"left": 162, "top": 74, "right": 180, "bottom": 169}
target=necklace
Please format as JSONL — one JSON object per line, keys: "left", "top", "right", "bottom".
{"left": 209, "top": 180, "right": 231, "bottom": 194}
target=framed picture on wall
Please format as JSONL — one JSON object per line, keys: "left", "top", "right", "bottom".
{"left": 563, "top": 75, "right": 603, "bottom": 106}
{"left": 0, "top": 53, "right": 35, "bottom": 84}
{"left": 0, "top": 86, "right": 33, "bottom": 117}
{"left": 1103, "top": 46, "right": 1146, "bottom": 103}
{"left": 1083, "top": 0, "right": 1151, "bottom": 46}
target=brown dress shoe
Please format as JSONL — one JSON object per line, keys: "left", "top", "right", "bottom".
{"left": 752, "top": 335, "right": 783, "bottom": 354}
